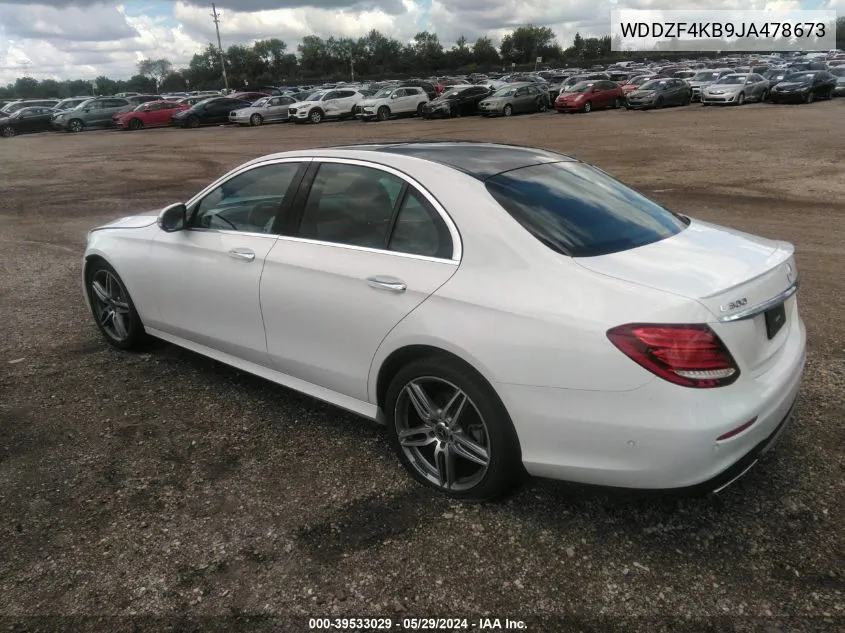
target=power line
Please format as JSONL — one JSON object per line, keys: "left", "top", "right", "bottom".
{"left": 211, "top": 3, "right": 229, "bottom": 92}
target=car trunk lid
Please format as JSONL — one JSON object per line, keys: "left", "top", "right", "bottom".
{"left": 575, "top": 219, "right": 798, "bottom": 377}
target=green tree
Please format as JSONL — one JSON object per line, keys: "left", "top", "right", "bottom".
{"left": 500, "top": 25, "right": 559, "bottom": 64}
{"left": 358, "top": 29, "right": 403, "bottom": 75}
{"left": 124, "top": 74, "right": 156, "bottom": 93}
{"left": 186, "top": 43, "right": 224, "bottom": 89}
{"left": 411, "top": 31, "right": 444, "bottom": 72}
{"left": 93, "top": 76, "right": 118, "bottom": 95}
{"left": 472, "top": 36, "right": 500, "bottom": 66}
{"left": 13, "top": 76, "right": 39, "bottom": 97}
{"left": 137, "top": 58, "right": 172, "bottom": 88}
{"left": 160, "top": 71, "right": 187, "bottom": 92}
{"left": 298, "top": 35, "right": 330, "bottom": 77}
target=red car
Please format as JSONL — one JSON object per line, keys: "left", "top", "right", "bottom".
{"left": 113, "top": 100, "right": 190, "bottom": 130}
{"left": 621, "top": 75, "right": 656, "bottom": 96}
{"left": 554, "top": 80, "right": 624, "bottom": 113}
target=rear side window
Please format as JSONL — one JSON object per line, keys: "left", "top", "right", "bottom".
{"left": 485, "top": 162, "right": 687, "bottom": 257}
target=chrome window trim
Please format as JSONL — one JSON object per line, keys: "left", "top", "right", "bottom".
{"left": 717, "top": 280, "right": 799, "bottom": 323}
{"left": 181, "top": 155, "right": 463, "bottom": 262}
{"left": 306, "top": 156, "right": 463, "bottom": 262}
{"left": 273, "top": 235, "right": 459, "bottom": 265}
{"left": 187, "top": 228, "right": 279, "bottom": 240}
{"left": 184, "top": 157, "right": 314, "bottom": 211}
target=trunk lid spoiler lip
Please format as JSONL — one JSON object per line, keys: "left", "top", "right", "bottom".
{"left": 717, "top": 280, "right": 799, "bottom": 323}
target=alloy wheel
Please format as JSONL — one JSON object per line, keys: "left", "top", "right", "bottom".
{"left": 583, "top": 101, "right": 592, "bottom": 113}
{"left": 69, "top": 119, "right": 83, "bottom": 133}
{"left": 250, "top": 113, "right": 263, "bottom": 126}
{"left": 503, "top": 104, "right": 513, "bottom": 116}
{"left": 394, "top": 376, "right": 491, "bottom": 492}
{"left": 1, "top": 126, "right": 14, "bottom": 137}
{"left": 90, "top": 269, "right": 132, "bottom": 342}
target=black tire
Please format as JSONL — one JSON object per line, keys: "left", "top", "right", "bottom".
{"left": 655, "top": 97, "right": 664, "bottom": 109}
{"left": 187, "top": 115, "right": 200, "bottom": 128}
{"left": 68, "top": 118, "right": 84, "bottom": 133}
{"left": 503, "top": 104, "right": 513, "bottom": 117}
{"left": 612, "top": 97, "right": 622, "bottom": 109}
{"left": 250, "top": 113, "right": 263, "bottom": 126}
{"left": 826, "top": 88, "right": 834, "bottom": 100}
{"left": 385, "top": 356, "right": 523, "bottom": 501}
{"left": 736, "top": 92, "right": 745, "bottom": 106}
{"left": 85, "top": 259, "right": 146, "bottom": 351}
{"left": 128, "top": 118, "right": 143, "bottom": 131}
{"left": 761, "top": 89, "right": 769, "bottom": 102}
{"left": 583, "top": 101, "right": 592, "bottom": 113}
{"left": 804, "top": 91, "right": 814, "bottom": 104}
{"left": 377, "top": 106, "right": 390, "bottom": 121}
{"left": 417, "top": 102, "right": 425, "bottom": 116}
{"left": 0, "top": 126, "right": 14, "bottom": 138}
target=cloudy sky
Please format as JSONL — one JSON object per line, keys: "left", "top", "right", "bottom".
{"left": 0, "top": 0, "right": 840, "bottom": 83}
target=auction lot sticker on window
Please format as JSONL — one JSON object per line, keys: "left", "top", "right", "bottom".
{"left": 611, "top": 9, "right": 837, "bottom": 52}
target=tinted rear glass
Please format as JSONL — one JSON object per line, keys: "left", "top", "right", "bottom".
{"left": 485, "top": 162, "right": 687, "bottom": 257}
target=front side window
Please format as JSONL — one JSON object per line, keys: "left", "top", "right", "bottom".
{"left": 485, "top": 161, "right": 687, "bottom": 258}
{"left": 192, "top": 162, "right": 302, "bottom": 234}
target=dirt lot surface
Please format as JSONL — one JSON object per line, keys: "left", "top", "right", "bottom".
{"left": 1, "top": 102, "right": 843, "bottom": 632}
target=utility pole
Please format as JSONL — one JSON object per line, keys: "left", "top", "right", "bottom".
{"left": 211, "top": 3, "right": 229, "bottom": 92}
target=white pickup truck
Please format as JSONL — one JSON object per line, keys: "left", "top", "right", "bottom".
{"left": 355, "top": 86, "right": 429, "bottom": 121}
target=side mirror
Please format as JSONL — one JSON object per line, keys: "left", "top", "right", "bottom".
{"left": 157, "top": 202, "right": 187, "bottom": 232}
{"left": 391, "top": 94, "right": 398, "bottom": 99}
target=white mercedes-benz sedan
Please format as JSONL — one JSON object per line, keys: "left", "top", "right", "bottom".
{"left": 83, "top": 142, "right": 806, "bottom": 500}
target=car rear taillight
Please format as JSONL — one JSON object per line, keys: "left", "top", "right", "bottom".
{"left": 606, "top": 324, "right": 740, "bottom": 388}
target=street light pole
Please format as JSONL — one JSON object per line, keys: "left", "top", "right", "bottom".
{"left": 211, "top": 3, "right": 229, "bottom": 92}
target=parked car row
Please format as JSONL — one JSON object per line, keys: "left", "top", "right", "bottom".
{"left": 1, "top": 67, "right": 842, "bottom": 138}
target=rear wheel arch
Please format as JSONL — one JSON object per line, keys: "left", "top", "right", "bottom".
{"left": 375, "top": 345, "right": 501, "bottom": 415}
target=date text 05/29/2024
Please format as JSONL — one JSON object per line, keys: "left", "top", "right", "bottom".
{"left": 308, "top": 617, "right": 528, "bottom": 630}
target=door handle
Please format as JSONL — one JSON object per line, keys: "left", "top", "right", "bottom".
{"left": 366, "top": 276, "right": 407, "bottom": 293}
{"left": 228, "top": 248, "right": 255, "bottom": 262}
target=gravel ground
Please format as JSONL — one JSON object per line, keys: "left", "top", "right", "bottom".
{"left": 0, "top": 102, "right": 843, "bottom": 633}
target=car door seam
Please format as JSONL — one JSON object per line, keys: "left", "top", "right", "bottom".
{"left": 365, "top": 260, "right": 463, "bottom": 403}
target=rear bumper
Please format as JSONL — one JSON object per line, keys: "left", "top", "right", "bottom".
{"left": 499, "top": 313, "right": 806, "bottom": 491}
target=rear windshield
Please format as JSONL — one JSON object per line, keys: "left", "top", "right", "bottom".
{"left": 485, "top": 162, "right": 687, "bottom": 257}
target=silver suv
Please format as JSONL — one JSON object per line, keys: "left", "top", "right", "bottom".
{"left": 51, "top": 97, "right": 130, "bottom": 132}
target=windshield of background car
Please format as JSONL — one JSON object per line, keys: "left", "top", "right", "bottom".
{"left": 716, "top": 75, "right": 746, "bottom": 85}
{"left": 373, "top": 88, "right": 393, "bottom": 98}
{"left": 629, "top": 75, "right": 652, "bottom": 85}
{"left": 830, "top": 68, "right": 845, "bottom": 77}
{"left": 251, "top": 97, "right": 270, "bottom": 106}
{"left": 640, "top": 80, "right": 668, "bottom": 90}
{"left": 785, "top": 72, "right": 814, "bottom": 83}
{"left": 693, "top": 72, "right": 720, "bottom": 81}
{"left": 492, "top": 87, "right": 517, "bottom": 97}
{"left": 570, "top": 82, "right": 595, "bottom": 93}
{"left": 485, "top": 161, "right": 687, "bottom": 258}
{"left": 441, "top": 88, "right": 468, "bottom": 99}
